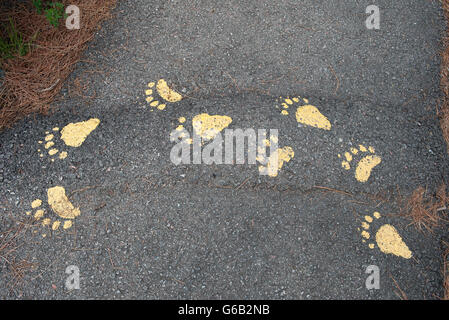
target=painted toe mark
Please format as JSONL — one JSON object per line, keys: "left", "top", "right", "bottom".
{"left": 31, "top": 199, "right": 42, "bottom": 208}
{"left": 172, "top": 116, "right": 192, "bottom": 144}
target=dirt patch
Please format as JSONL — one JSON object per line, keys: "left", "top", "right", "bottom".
{"left": 0, "top": 0, "right": 116, "bottom": 130}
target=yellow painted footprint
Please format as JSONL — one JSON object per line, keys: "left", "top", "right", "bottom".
{"left": 338, "top": 144, "right": 381, "bottom": 183}
{"left": 359, "top": 212, "right": 412, "bottom": 259}
{"left": 145, "top": 79, "right": 183, "bottom": 110}
{"left": 256, "top": 137, "right": 295, "bottom": 177}
{"left": 26, "top": 186, "right": 81, "bottom": 237}
{"left": 277, "top": 96, "right": 331, "bottom": 131}
{"left": 38, "top": 118, "right": 100, "bottom": 161}
{"left": 173, "top": 113, "right": 233, "bottom": 144}
{"left": 192, "top": 113, "right": 233, "bottom": 141}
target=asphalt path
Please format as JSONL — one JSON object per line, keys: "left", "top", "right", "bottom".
{"left": 1, "top": 0, "right": 448, "bottom": 299}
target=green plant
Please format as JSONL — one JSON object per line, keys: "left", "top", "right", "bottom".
{"left": 32, "top": 1, "right": 67, "bottom": 28}
{"left": 0, "top": 19, "right": 37, "bottom": 62}
{"left": 32, "top": 0, "right": 43, "bottom": 14}
{"left": 44, "top": 2, "right": 65, "bottom": 27}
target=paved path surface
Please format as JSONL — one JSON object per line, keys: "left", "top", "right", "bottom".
{"left": 1, "top": 0, "right": 449, "bottom": 299}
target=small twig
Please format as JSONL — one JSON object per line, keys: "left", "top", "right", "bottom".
{"left": 69, "top": 185, "right": 99, "bottom": 199}
{"left": 236, "top": 177, "right": 250, "bottom": 190}
{"left": 171, "top": 278, "right": 186, "bottom": 286}
{"left": 312, "top": 185, "right": 353, "bottom": 197}
{"left": 94, "top": 203, "right": 106, "bottom": 212}
{"left": 38, "top": 79, "right": 60, "bottom": 92}
{"left": 390, "top": 274, "right": 408, "bottom": 300}
{"left": 106, "top": 248, "right": 125, "bottom": 271}
{"left": 328, "top": 65, "right": 340, "bottom": 95}
{"left": 224, "top": 71, "right": 241, "bottom": 93}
